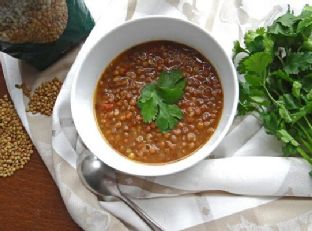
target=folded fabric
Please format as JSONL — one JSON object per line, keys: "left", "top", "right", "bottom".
{"left": 1, "top": 0, "right": 312, "bottom": 230}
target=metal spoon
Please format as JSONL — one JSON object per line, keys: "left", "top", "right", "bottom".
{"left": 77, "top": 153, "right": 164, "bottom": 231}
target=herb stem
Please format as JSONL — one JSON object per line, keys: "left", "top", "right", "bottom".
{"left": 304, "top": 116, "right": 312, "bottom": 132}
{"left": 297, "top": 147, "right": 312, "bottom": 165}
{"left": 302, "top": 139, "right": 312, "bottom": 154}
{"left": 263, "top": 70, "right": 277, "bottom": 104}
{"left": 296, "top": 121, "right": 312, "bottom": 145}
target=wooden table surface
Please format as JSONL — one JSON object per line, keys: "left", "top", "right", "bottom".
{"left": 0, "top": 65, "right": 82, "bottom": 231}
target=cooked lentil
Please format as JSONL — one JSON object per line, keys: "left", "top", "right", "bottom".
{"left": 95, "top": 41, "right": 223, "bottom": 164}
{"left": 0, "top": 0, "right": 68, "bottom": 43}
{"left": 27, "top": 78, "right": 62, "bottom": 116}
{"left": 0, "top": 95, "right": 33, "bottom": 177}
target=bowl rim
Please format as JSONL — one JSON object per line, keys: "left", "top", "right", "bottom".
{"left": 71, "top": 15, "right": 239, "bottom": 176}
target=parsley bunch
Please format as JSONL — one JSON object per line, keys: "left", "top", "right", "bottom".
{"left": 233, "top": 5, "right": 312, "bottom": 175}
{"left": 137, "top": 70, "right": 186, "bottom": 132}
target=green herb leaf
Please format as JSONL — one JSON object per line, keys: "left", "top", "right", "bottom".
{"left": 140, "top": 98, "right": 158, "bottom": 123}
{"left": 157, "top": 69, "right": 184, "bottom": 88}
{"left": 262, "top": 111, "right": 281, "bottom": 134}
{"left": 233, "top": 40, "right": 248, "bottom": 58}
{"left": 297, "top": 15, "right": 312, "bottom": 32}
{"left": 137, "top": 69, "right": 185, "bottom": 132}
{"left": 299, "top": 5, "right": 312, "bottom": 18}
{"left": 303, "top": 36, "right": 312, "bottom": 51}
{"left": 307, "top": 89, "right": 312, "bottom": 100}
{"left": 292, "top": 81, "right": 302, "bottom": 98}
{"left": 156, "top": 103, "right": 183, "bottom": 132}
{"left": 302, "top": 74, "right": 312, "bottom": 92}
{"left": 284, "top": 52, "right": 312, "bottom": 74}
{"left": 244, "top": 28, "right": 265, "bottom": 53}
{"left": 278, "top": 104, "right": 293, "bottom": 123}
{"left": 244, "top": 28, "right": 274, "bottom": 54}
{"left": 291, "top": 101, "right": 312, "bottom": 122}
{"left": 156, "top": 70, "right": 186, "bottom": 104}
{"left": 268, "top": 12, "right": 299, "bottom": 36}
{"left": 244, "top": 74, "right": 263, "bottom": 87}
{"left": 271, "top": 70, "right": 293, "bottom": 82}
{"left": 137, "top": 83, "right": 157, "bottom": 105}
{"left": 282, "top": 142, "right": 298, "bottom": 156}
{"left": 281, "top": 94, "right": 298, "bottom": 110}
{"left": 139, "top": 95, "right": 159, "bottom": 123}
{"left": 297, "top": 5, "right": 312, "bottom": 32}
{"left": 241, "top": 52, "right": 272, "bottom": 75}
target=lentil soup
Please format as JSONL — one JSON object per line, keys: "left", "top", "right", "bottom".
{"left": 94, "top": 41, "right": 223, "bottom": 164}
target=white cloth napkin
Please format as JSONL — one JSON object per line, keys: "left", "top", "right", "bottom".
{"left": 1, "top": 0, "right": 312, "bottom": 230}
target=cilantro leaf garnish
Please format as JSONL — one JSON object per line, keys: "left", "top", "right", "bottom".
{"left": 137, "top": 84, "right": 159, "bottom": 123}
{"left": 156, "top": 103, "right": 183, "bottom": 132}
{"left": 157, "top": 69, "right": 186, "bottom": 104}
{"left": 233, "top": 5, "right": 312, "bottom": 175}
{"left": 157, "top": 69, "right": 184, "bottom": 89}
{"left": 137, "top": 69, "right": 186, "bottom": 132}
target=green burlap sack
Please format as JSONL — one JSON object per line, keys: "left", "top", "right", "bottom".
{"left": 0, "top": 0, "right": 95, "bottom": 70}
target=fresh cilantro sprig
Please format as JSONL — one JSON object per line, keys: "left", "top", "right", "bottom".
{"left": 233, "top": 5, "right": 312, "bottom": 176}
{"left": 137, "top": 70, "right": 186, "bottom": 132}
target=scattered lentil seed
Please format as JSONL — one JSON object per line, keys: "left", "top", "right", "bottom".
{"left": 0, "top": 95, "right": 33, "bottom": 177}
{"left": 27, "top": 78, "right": 63, "bottom": 116}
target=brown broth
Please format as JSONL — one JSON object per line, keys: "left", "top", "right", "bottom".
{"left": 94, "top": 41, "right": 223, "bottom": 163}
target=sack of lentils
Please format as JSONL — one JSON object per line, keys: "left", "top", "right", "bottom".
{"left": 0, "top": 0, "right": 95, "bottom": 70}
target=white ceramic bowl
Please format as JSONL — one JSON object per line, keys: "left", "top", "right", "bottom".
{"left": 71, "top": 16, "right": 238, "bottom": 176}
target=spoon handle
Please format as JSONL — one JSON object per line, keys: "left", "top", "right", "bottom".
{"left": 119, "top": 196, "right": 164, "bottom": 231}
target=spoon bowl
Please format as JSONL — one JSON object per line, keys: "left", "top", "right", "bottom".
{"left": 77, "top": 154, "right": 115, "bottom": 198}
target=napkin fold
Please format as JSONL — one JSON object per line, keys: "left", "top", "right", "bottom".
{"left": 1, "top": 0, "right": 312, "bottom": 230}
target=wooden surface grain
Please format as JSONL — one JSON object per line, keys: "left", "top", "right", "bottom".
{"left": 0, "top": 65, "right": 82, "bottom": 231}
